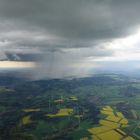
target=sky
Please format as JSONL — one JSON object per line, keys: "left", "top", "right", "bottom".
{"left": 1, "top": 0, "right": 140, "bottom": 79}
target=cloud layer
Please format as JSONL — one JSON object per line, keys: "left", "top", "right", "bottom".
{"left": 1, "top": 0, "right": 140, "bottom": 78}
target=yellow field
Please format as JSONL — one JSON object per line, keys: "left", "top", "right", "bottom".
{"left": 101, "top": 110, "right": 114, "bottom": 116}
{"left": 116, "top": 112, "right": 125, "bottom": 118}
{"left": 88, "top": 126, "right": 112, "bottom": 134}
{"left": 54, "top": 99, "right": 64, "bottom": 103}
{"left": 91, "top": 135, "right": 100, "bottom": 140}
{"left": 106, "top": 115, "right": 121, "bottom": 123}
{"left": 84, "top": 106, "right": 134, "bottom": 140}
{"left": 120, "top": 118, "right": 128, "bottom": 125}
{"left": 68, "top": 96, "right": 78, "bottom": 101}
{"left": 56, "top": 108, "right": 73, "bottom": 116}
{"left": 22, "top": 115, "right": 32, "bottom": 125}
{"left": 101, "top": 106, "right": 128, "bottom": 126}
{"left": 23, "top": 108, "right": 40, "bottom": 112}
{"left": 98, "top": 130, "right": 123, "bottom": 140}
{"left": 99, "top": 120, "right": 120, "bottom": 128}
{"left": 47, "top": 108, "right": 73, "bottom": 117}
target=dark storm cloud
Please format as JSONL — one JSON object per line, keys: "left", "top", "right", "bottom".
{"left": 0, "top": 0, "right": 140, "bottom": 78}
{"left": 1, "top": 0, "right": 140, "bottom": 42}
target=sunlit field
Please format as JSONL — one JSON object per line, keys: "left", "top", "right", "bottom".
{"left": 81, "top": 106, "right": 134, "bottom": 140}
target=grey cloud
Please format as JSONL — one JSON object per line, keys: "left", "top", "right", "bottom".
{"left": 0, "top": 0, "right": 140, "bottom": 78}
{"left": 1, "top": 0, "right": 140, "bottom": 41}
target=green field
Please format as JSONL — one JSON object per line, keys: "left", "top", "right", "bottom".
{"left": 1, "top": 74, "right": 140, "bottom": 139}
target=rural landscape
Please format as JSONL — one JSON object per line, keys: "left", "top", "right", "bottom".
{"left": 1, "top": 0, "right": 140, "bottom": 140}
{"left": 1, "top": 74, "right": 140, "bottom": 140}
